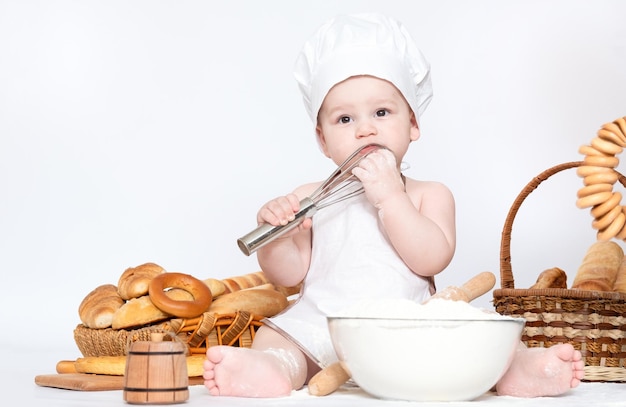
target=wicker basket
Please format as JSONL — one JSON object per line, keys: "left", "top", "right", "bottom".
{"left": 493, "top": 161, "right": 626, "bottom": 382}
{"left": 74, "top": 310, "right": 264, "bottom": 357}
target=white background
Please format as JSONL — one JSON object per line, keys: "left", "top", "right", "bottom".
{"left": 1, "top": 0, "right": 626, "bottom": 366}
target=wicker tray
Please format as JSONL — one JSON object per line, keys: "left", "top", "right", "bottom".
{"left": 493, "top": 161, "right": 626, "bottom": 382}
{"left": 74, "top": 310, "right": 264, "bottom": 357}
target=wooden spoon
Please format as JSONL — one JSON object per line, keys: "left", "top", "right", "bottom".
{"left": 308, "top": 271, "right": 497, "bottom": 396}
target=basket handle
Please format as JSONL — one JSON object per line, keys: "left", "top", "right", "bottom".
{"left": 499, "top": 161, "right": 626, "bottom": 289}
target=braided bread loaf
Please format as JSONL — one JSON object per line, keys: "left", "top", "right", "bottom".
{"left": 612, "top": 256, "right": 626, "bottom": 293}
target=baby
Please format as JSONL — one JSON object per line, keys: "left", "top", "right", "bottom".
{"left": 203, "top": 12, "right": 584, "bottom": 398}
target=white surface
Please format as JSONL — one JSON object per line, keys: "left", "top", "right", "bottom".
{"left": 22, "top": 383, "right": 626, "bottom": 407}
{"left": 2, "top": 1, "right": 626, "bottom": 404}
{"left": 6, "top": 346, "right": 626, "bottom": 406}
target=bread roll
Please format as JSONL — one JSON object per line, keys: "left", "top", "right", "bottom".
{"left": 612, "top": 255, "right": 626, "bottom": 293}
{"left": 221, "top": 271, "right": 269, "bottom": 293}
{"left": 112, "top": 289, "right": 193, "bottom": 329}
{"left": 78, "top": 284, "right": 125, "bottom": 329}
{"left": 118, "top": 262, "right": 165, "bottom": 300}
{"left": 530, "top": 267, "right": 568, "bottom": 289}
{"left": 572, "top": 241, "right": 623, "bottom": 291}
{"left": 207, "top": 288, "right": 289, "bottom": 317}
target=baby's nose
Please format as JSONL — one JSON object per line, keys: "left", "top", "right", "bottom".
{"left": 356, "top": 120, "right": 378, "bottom": 138}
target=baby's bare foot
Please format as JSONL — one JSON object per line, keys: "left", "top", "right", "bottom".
{"left": 496, "top": 343, "right": 584, "bottom": 397}
{"left": 203, "top": 346, "right": 293, "bottom": 397}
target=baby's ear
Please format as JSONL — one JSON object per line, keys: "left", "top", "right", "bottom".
{"left": 315, "top": 126, "right": 332, "bottom": 158}
{"left": 410, "top": 113, "right": 421, "bottom": 142}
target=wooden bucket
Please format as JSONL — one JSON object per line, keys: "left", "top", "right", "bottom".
{"left": 123, "top": 333, "right": 189, "bottom": 404}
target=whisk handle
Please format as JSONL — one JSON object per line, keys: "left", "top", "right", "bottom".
{"left": 237, "top": 198, "right": 316, "bottom": 256}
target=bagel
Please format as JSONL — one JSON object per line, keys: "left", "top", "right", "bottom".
{"left": 149, "top": 272, "right": 212, "bottom": 318}
{"left": 579, "top": 144, "right": 610, "bottom": 157}
{"left": 604, "top": 121, "right": 626, "bottom": 138}
{"left": 592, "top": 204, "right": 622, "bottom": 231}
{"left": 583, "top": 154, "right": 619, "bottom": 168}
{"left": 577, "top": 183, "right": 612, "bottom": 199}
{"left": 576, "top": 191, "right": 612, "bottom": 209}
{"left": 592, "top": 136, "right": 624, "bottom": 155}
{"left": 598, "top": 212, "right": 626, "bottom": 241}
{"left": 583, "top": 172, "right": 618, "bottom": 186}
{"left": 615, "top": 118, "right": 626, "bottom": 136}
{"left": 591, "top": 192, "right": 622, "bottom": 218}
{"left": 617, "top": 209, "right": 626, "bottom": 240}
{"left": 598, "top": 128, "right": 626, "bottom": 148}
{"left": 576, "top": 165, "right": 612, "bottom": 178}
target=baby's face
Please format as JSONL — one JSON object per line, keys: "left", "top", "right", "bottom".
{"left": 316, "top": 76, "right": 419, "bottom": 166}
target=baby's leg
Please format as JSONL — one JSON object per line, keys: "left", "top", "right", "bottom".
{"left": 203, "top": 326, "right": 308, "bottom": 397}
{"left": 495, "top": 343, "right": 585, "bottom": 398}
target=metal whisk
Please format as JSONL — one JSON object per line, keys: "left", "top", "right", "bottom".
{"left": 237, "top": 143, "right": 386, "bottom": 255}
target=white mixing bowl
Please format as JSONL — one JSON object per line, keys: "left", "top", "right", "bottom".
{"left": 327, "top": 314, "right": 525, "bottom": 401}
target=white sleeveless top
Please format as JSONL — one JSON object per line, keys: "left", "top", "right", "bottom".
{"left": 265, "top": 192, "right": 433, "bottom": 367}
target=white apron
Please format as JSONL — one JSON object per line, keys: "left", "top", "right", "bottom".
{"left": 264, "top": 193, "right": 433, "bottom": 367}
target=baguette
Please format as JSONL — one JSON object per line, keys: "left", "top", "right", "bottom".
{"left": 207, "top": 288, "right": 289, "bottom": 317}
{"left": 68, "top": 355, "right": 205, "bottom": 377}
{"left": 572, "top": 241, "right": 623, "bottom": 291}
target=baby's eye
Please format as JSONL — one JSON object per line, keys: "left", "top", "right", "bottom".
{"left": 339, "top": 116, "right": 352, "bottom": 124}
{"left": 375, "top": 109, "right": 389, "bottom": 117}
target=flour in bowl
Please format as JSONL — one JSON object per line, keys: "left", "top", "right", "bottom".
{"left": 334, "top": 298, "right": 515, "bottom": 320}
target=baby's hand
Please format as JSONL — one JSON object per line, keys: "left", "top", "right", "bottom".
{"left": 351, "top": 149, "right": 405, "bottom": 208}
{"left": 257, "top": 193, "right": 301, "bottom": 227}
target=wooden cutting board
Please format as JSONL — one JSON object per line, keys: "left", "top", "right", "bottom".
{"left": 34, "top": 374, "right": 205, "bottom": 391}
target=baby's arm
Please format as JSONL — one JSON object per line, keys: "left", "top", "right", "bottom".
{"left": 352, "top": 149, "right": 456, "bottom": 278}
{"left": 383, "top": 179, "right": 455, "bottom": 277}
{"left": 254, "top": 184, "right": 318, "bottom": 287}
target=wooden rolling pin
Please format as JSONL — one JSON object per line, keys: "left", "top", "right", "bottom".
{"left": 308, "top": 271, "right": 497, "bottom": 396}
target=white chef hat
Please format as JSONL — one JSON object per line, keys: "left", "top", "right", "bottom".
{"left": 294, "top": 13, "right": 433, "bottom": 125}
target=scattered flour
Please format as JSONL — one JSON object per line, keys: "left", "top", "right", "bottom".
{"left": 334, "top": 298, "right": 515, "bottom": 320}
